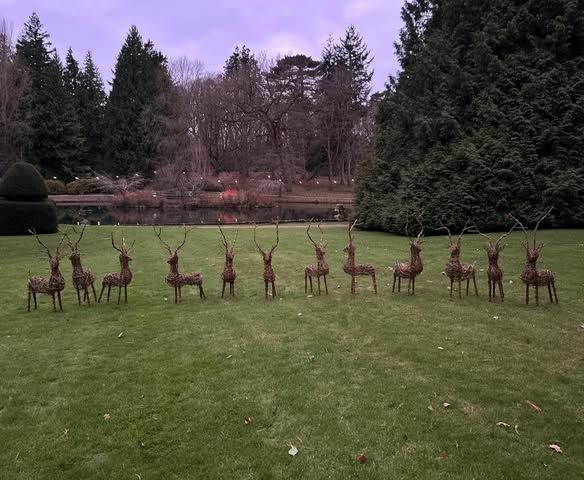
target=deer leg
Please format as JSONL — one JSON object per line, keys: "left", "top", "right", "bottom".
{"left": 535, "top": 284, "right": 539, "bottom": 306}
{"left": 178, "top": 286, "right": 182, "bottom": 304}
{"left": 27, "top": 290, "right": 31, "bottom": 312}
{"left": 221, "top": 281, "right": 226, "bottom": 298}
{"left": 450, "top": 278, "right": 453, "bottom": 297}
{"left": 200, "top": 285, "right": 206, "bottom": 300}
{"left": 398, "top": 276, "right": 401, "bottom": 292}
{"left": 552, "top": 280, "right": 558, "bottom": 304}
{"left": 317, "top": 276, "right": 321, "bottom": 295}
{"left": 309, "top": 276, "right": 313, "bottom": 293}
{"left": 412, "top": 277, "right": 416, "bottom": 295}
{"left": 92, "top": 283, "right": 97, "bottom": 301}
{"left": 117, "top": 286, "right": 121, "bottom": 305}
{"left": 499, "top": 280, "right": 504, "bottom": 302}
{"left": 488, "top": 281, "right": 492, "bottom": 302}
{"left": 304, "top": 275, "right": 308, "bottom": 293}
{"left": 85, "top": 287, "right": 91, "bottom": 306}
{"left": 458, "top": 279, "right": 462, "bottom": 298}
{"left": 372, "top": 273, "right": 377, "bottom": 294}
{"left": 323, "top": 275, "right": 328, "bottom": 294}
{"left": 52, "top": 293, "right": 56, "bottom": 312}
{"left": 57, "top": 291, "right": 62, "bottom": 311}
{"left": 526, "top": 284, "right": 529, "bottom": 305}
{"left": 76, "top": 288, "right": 81, "bottom": 306}
{"left": 98, "top": 285, "right": 105, "bottom": 303}
{"left": 466, "top": 278, "right": 470, "bottom": 296}
{"left": 107, "top": 286, "right": 111, "bottom": 303}
{"left": 392, "top": 274, "right": 396, "bottom": 293}
{"left": 473, "top": 274, "right": 478, "bottom": 296}
{"left": 548, "top": 284, "right": 553, "bottom": 303}
{"left": 265, "top": 280, "right": 268, "bottom": 299}
{"left": 231, "top": 282, "right": 235, "bottom": 296}
{"left": 272, "top": 281, "right": 276, "bottom": 298}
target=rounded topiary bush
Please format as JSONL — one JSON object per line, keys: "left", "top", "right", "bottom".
{"left": 45, "top": 179, "right": 67, "bottom": 194}
{"left": 0, "top": 162, "right": 58, "bottom": 235}
{"left": 0, "top": 162, "right": 49, "bottom": 200}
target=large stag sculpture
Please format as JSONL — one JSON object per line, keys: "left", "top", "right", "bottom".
{"left": 98, "top": 233, "right": 134, "bottom": 304}
{"left": 343, "top": 220, "right": 377, "bottom": 294}
{"left": 509, "top": 208, "right": 558, "bottom": 305}
{"left": 154, "top": 225, "right": 205, "bottom": 303}
{"left": 253, "top": 220, "right": 279, "bottom": 299}
{"left": 218, "top": 225, "right": 238, "bottom": 297}
{"left": 392, "top": 215, "right": 424, "bottom": 294}
{"left": 27, "top": 230, "right": 66, "bottom": 312}
{"left": 304, "top": 220, "right": 329, "bottom": 295}
{"left": 437, "top": 220, "right": 478, "bottom": 298}
{"left": 471, "top": 223, "right": 516, "bottom": 302}
{"left": 66, "top": 225, "right": 97, "bottom": 306}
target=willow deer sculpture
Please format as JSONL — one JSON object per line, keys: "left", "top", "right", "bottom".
{"left": 393, "top": 215, "right": 424, "bottom": 294}
{"left": 343, "top": 220, "right": 377, "bottom": 294}
{"left": 154, "top": 225, "right": 205, "bottom": 303}
{"left": 98, "top": 233, "right": 134, "bottom": 304}
{"left": 471, "top": 223, "right": 516, "bottom": 302}
{"left": 253, "top": 221, "right": 279, "bottom": 299}
{"left": 508, "top": 208, "right": 558, "bottom": 305}
{"left": 219, "top": 225, "right": 238, "bottom": 297}
{"left": 66, "top": 225, "right": 97, "bottom": 306}
{"left": 437, "top": 220, "right": 478, "bottom": 298}
{"left": 304, "top": 220, "right": 329, "bottom": 295}
{"left": 27, "top": 230, "right": 66, "bottom": 312}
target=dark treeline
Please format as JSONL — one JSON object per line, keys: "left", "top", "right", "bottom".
{"left": 357, "top": 0, "right": 584, "bottom": 232}
{"left": 0, "top": 13, "right": 375, "bottom": 189}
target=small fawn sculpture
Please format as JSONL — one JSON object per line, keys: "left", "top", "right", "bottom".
{"left": 471, "top": 223, "right": 516, "bottom": 302}
{"left": 27, "top": 230, "right": 66, "bottom": 312}
{"left": 253, "top": 221, "right": 279, "bottom": 299}
{"left": 343, "top": 220, "right": 377, "bottom": 294}
{"left": 154, "top": 225, "right": 205, "bottom": 303}
{"left": 304, "top": 220, "right": 329, "bottom": 295}
{"left": 437, "top": 220, "right": 478, "bottom": 298}
{"left": 66, "top": 225, "right": 97, "bottom": 306}
{"left": 509, "top": 208, "right": 558, "bottom": 305}
{"left": 98, "top": 233, "right": 134, "bottom": 304}
{"left": 219, "top": 225, "right": 237, "bottom": 297}
{"left": 392, "top": 215, "right": 424, "bottom": 294}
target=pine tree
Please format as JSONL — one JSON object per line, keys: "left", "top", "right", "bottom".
{"left": 16, "top": 13, "right": 83, "bottom": 179}
{"left": 105, "top": 25, "right": 170, "bottom": 175}
{"left": 63, "top": 47, "right": 81, "bottom": 99}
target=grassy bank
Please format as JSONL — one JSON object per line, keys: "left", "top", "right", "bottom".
{"left": 0, "top": 226, "right": 582, "bottom": 479}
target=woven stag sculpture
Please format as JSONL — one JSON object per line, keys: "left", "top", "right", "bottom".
{"left": 218, "top": 225, "right": 238, "bottom": 297}
{"left": 253, "top": 220, "right": 280, "bottom": 299}
{"left": 27, "top": 230, "right": 66, "bottom": 312}
{"left": 304, "top": 219, "right": 329, "bottom": 295}
{"left": 154, "top": 225, "right": 205, "bottom": 303}
{"left": 66, "top": 225, "right": 97, "bottom": 306}
{"left": 470, "top": 223, "right": 516, "bottom": 302}
{"left": 98, "top": 233, "right": 134, "bottom": 304}
{"left": 437, "top": 220, "right": 478, "bottom": 298}
{"left": 508, "top": 208, "right": 558, "bottom": 305}
{"left": 343, "top": 220, "right": 377, "bottom": 294}
{"left": 392, "top": 215, "right": 424, "bottom": 294}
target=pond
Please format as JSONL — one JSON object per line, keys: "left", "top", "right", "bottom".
{"left": 57, "top": 203, "right": 352, "bottom": 225}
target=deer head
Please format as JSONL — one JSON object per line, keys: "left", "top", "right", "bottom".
{"left": 65, "top": 224, "right": 88, "bottom": 265}
{"left": 343, "top": 220, "right": 358, "bottom": 257}
{"left": 437, "top": 219, "right": 472, "bottom": 258}
{"left": 29, "top": 229, "right": 66, "bottom": 273}
{"left": 307, "top": 219, "right": 327, "bottom": 260}
{"left": 218, "top": 224, "right": 238, "bottom": 266}
{"left": 471, "top": 223, "right": 517, "bottom": 264}
{"left": 154, "top": 225, "right": 191, "bottom": 268}
{"left": 508, "top": 208, "right": 552, "bottom": 266}
{"left": 111, "top": 232, "right": 134, "bottom": 267}
{"left": 405, "top": 213, "right": 424, "bottom": 256}
{"left": 254, "top": 220, "right": 279, "bottom": 266}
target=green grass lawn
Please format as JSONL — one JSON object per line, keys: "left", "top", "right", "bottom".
{"left": 0, "top": 225, "right": 583, "bottom": 479}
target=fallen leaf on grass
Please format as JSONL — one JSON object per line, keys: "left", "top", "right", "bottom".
{"left": 580, "top": 324, "right": 584, "bottom": 329}
{"left": 437, "top": 346, "right": 444, "bottom": 350}
{"left": 297, "top": 313, "right": 303, "bottom": 316}
{"left": 514, "top": 424, "right": 520, "bottom": 435}
{"left": 288, "top": 445, "right": 299, "bottom": 457}
{"left": 549, "top": 443, "right": 562, "bottom": 454}
{"left": 103, "top": 413, "right": 111, "bottom": 421}
{"left": 244, "top": 416, "right": 252, "bottom": 425}
{"left": 427, "top": 405, "right": 434, "bottom": 413}
{"left": 496, "top": 422, "right": 510, "bottom": 428}
{"left": 118, "top": 331, "right": 124, "bottom": 338}
{"left": 443, "top": 402, "right": 451, "bottom": 408}
{"left": 307, "top": 295, "right": 313, "bottom": 298}
{"left": 526, "top": 400, "right": 542, "bottom": 413}
{"left": 356, "top": 453, "right": 367, "bottom": 464}
{"left": 493, "top": 316, "right": 499, "bottom": 320}
{"left": 225, "top": 354, "right": 233, "bottom": 359}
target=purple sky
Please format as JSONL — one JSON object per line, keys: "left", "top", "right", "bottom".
{"left": 2, "top": 0, "right": 403, "bottom": 92}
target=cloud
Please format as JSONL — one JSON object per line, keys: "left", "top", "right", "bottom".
{"left": 342, "top": 0, "right": 384, "bottom": 19}
{"left": 258, "top": 32, "right": 318, "bottom": 59}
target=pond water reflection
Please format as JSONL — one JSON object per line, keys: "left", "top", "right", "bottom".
{"left": 57, "top": 203, "right": 352, "bottom": 225}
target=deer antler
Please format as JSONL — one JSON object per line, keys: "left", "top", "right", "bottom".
{"left": 457, "top": 219, "right": 473, "bottom": 245}
{"left": 55, "top": 233, "right": 67, "bottom": 258}
{"left": 436, "top": 220, "right": 453, "bottom": 244}
{"left": 218, "top": 223, "right": 228, "bottom": 250}
{"left": 253, "top": 223, "right": 264, "bottom": 254}
{"left": 74, "top": 224, "right": 87, "bottom": 247}
{"left": 153, "top": 226, "right": 172, "bottom": 254}
{"left": 270, "top": 219, "right": 279, "bottom": 254}
{"left": 495, "top": 222, "right": 518, "bottom": 247}
{"left": 348, "top": 219, "right": 358, "bottom": 243}
{"left": 111, "top": 232, "right": 123, "bottom": 253}
{"left": 307, "top": 218, "right": 317, "bottom": 247}
{"left": 29, "top": 229, "right": 51, "bottom": 256}
{"left": 415, "top": 214, "right": 424, "bottom": 240}
{"left": 533, "top": 207, "right": 553, "bottom": 249}
{"left": 175, "top": 224, "right": 191, "bottom": 252}
{"left": 507, "top": 213, "right": 529, "bottom": 248}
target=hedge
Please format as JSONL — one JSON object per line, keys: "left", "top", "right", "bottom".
{"left": 0, "top": 199, "right": 58, "bottom": 235}
{"left": 0, "top": 162, "right": 48, "bottom": 200}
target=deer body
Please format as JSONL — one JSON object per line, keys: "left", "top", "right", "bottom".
{"left": 438, "top": 220, "right": 478, "bottom": 298}
{"left": 219, "top": 225, "right": 238, "bottom": 297}
{"left": 27, "top": 232, "right": 66, "bottom": 312}
{"left": 343, "top": 221, "right": 377, "bottom": 294}
{"left": 304, "top": 221, "right": 329, "bottom": 295}
{"left": 254, "top": 222, "right": 279, "bottom": 299}
{"left": 66, "top": 225, "right": 97, "bottom": 306}
{"left": 98, "top": 234, "right": 134, "bottom": 304}
{"left": 393, "top": 215, "right": 424, "bottom": 294}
